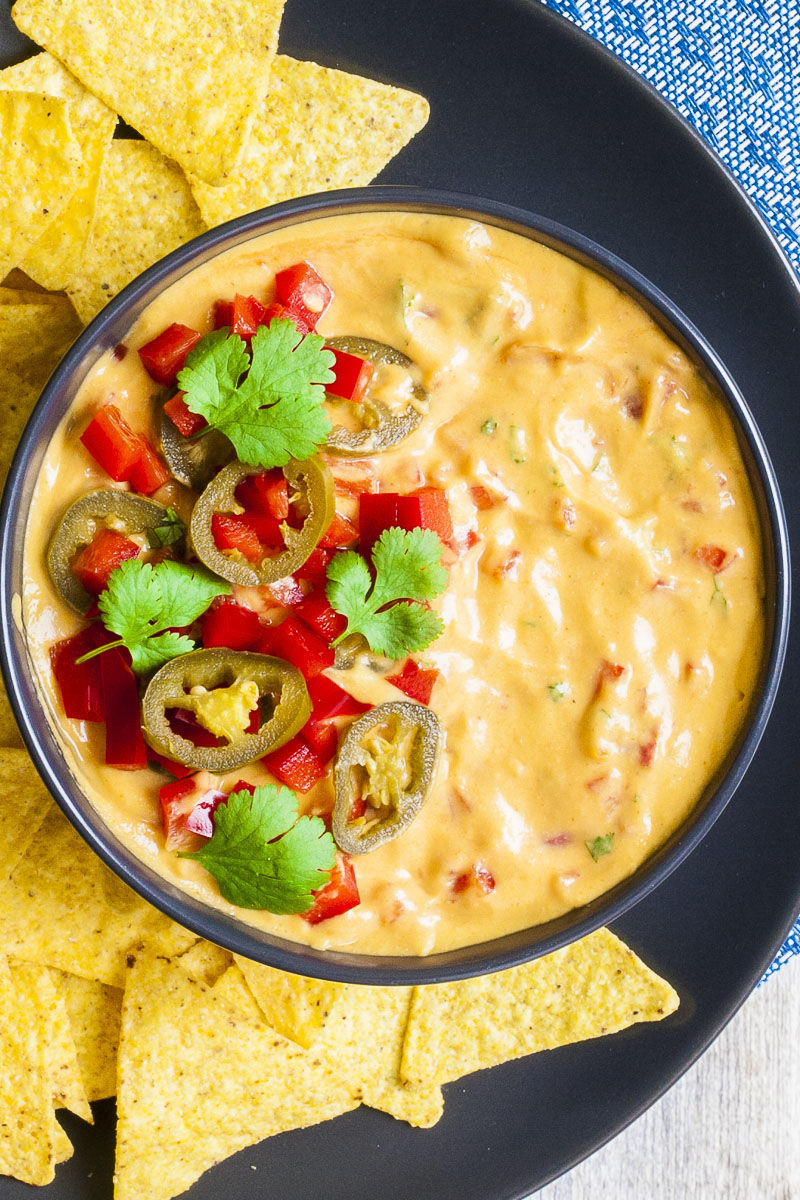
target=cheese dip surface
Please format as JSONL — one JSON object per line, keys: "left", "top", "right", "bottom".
{"left": 24, "top": 212, "right": 765, "bottom": 956}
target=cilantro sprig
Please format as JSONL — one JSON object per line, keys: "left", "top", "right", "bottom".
{"left": 179, "top": 784, "right": 335, "bottom": 913}
{"left": 326, "top": 526, "right": 448, "bottom": 658}
{"left": 146, "top": 506, "right": 186, "bottom": 549}
{"left": 76, "top": 559, "right": 230, "bottom": 674}
{"left": 586, "top": 833, "right": 614, "bottom": 861}
{"left": 177, "top": 321, "right": 335, "bottom": 468}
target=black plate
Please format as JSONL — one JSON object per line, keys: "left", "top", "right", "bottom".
{"left": 1, "top": 1, "right": 798, "bottom": 1197}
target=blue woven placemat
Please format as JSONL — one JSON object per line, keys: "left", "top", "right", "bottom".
{"left": 539, "top": 0, "right": 798, "bottom": 981}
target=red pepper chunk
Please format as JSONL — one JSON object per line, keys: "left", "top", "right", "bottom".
{"left": 326, "top": 347, "right": 374, "bottom": 402}
{"left": 358, "top": 488, "right": 453, "bottom": 558}
{"left": 274, "top": 262, "right": 333, "bottom": 332}
{"left": 386, "top": 658, "right": 439, "bottom": 706}
{"left": 213, "top": 299, "right": 234, "bottom": 329}
{"left": 80, "top": 404, "right": 169, "bottom": 495}
{"left": 164, "top": 392, "right": 207, "bottom": 438}
{"left": 101, "top": 648, "right": 147, "bottom": 769}
{"left": 295, "top": 546, "right": 333, "bottom": 586}
{"left": 694, "top": 543, "right": 729, "bottom": 574}
{"left": 259, "top": 616, "right": 334, "bottom": 679}
{"left": 72, "top": 528, "right": 140, "bottom": 596}
{"left": 301, "top": 854, "right": 360, "bottom": 924}
{"left": 50, "top": 625, "right": 113, "bottom": 722}
{"left": 301, "top": 719, "right": 339, "bottom": 764}
{"left": 294, "top": 590, "right": 347, "bottom": 643}
{"left": 211, "top": 513, "right": 265, "bottom": 564}
{"left": 263, "top": 735, "right": 327, "bottom": 792}
{"left": 319, "top": 511, "right": 358, "bottom": 549}
{"left": 148, "top": 749, "right": 195, "bottom": 779}
{"left": 138, "top": 323, "right": 202, "bottom": 386}
{"left": 234, "top": 469, "right": 289, "bottom": 520}
{"left": 214, "top": 294, "right": 269, "bottom": 340}
{"left": 201, "top": 598, "right": 262, "bottom": 651}
{"left": 307, "top": 675, "right": 371, "bottom": 721}
{"left": 159, "top": 775, "right": 226, "bottom": 851}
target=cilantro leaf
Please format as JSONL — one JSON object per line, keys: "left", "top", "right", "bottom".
{"left": 87, "top": 559, "right": 230, "bottom": 674}
{"left": 147, "top": 507, "right": 186, "bottom": 549}
{"left": 177, "top": 321, "right": 334, "bottom": 468}
{"left": 326, "top": 527, "right": 448, "bottom": 658}
{"left": 178, "top": 785, "right": 335, "bottom": 913}
{"left": 586, "top": 833, "right": 614, "bottom": 861}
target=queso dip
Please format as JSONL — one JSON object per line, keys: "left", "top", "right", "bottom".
{"left": 23, "top": 211, "right": 765, "bottom": 956}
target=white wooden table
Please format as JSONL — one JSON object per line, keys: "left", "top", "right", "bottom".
{"left": 536, "top": 956, "right": 800, "bottom": 1199}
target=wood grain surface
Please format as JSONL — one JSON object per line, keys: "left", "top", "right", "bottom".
{"left": 537, "top": 957, "right": 800, "bottom": 1199}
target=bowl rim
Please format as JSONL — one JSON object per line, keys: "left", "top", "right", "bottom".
{"left": 0, "top": 185, "right": 791, "bottom": 984}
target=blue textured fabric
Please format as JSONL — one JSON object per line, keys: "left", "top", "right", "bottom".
{"left": 539, "top": 0, "right": 799, "bottom": 980}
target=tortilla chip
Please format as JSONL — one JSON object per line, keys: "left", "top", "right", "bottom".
{"left": 1, "top": 268, "right": 50, "bottom": 293}
{"left": 10, "top": 960, "right": 92, "bottom": 1123}
{"left": 114, "top": 950, "right": 358, "bottom": 1200}
{"left": 0, "top": 90, "right": 83, "bottom": 281}
{"left": 13, "top": 0, "right": 286, "bottom": 186}
{"left": 174, "top": 938, "right": 232, "bottom": 987}
{"left": 191, "top": 55, "right": 430, "bottom": 228}
{"left": 0, "top": 750, "right": 52, "bottom": 880}
{"left": 66, "top": 140, "right": 205, "bottom": 324}
{"left": 233, "top": 958, "right": 442, "bottom": 1128}
{"left": 54, "top": 1122, "right": 73, "bottom": 1163}
{"left": 0, "top": 285, "right": 51, "bottom": 305}
{"left": 401, "top": 928, "right": 680, "bottom": 1087}
{"left": 0, "top": 53, "right": 117, "bottom": 290}
{"left": 0, "top": 298, "right": 81, "bottom": 387}
{"left": 232, "top": 956, "right": 342, "bottom": 1048}
{"left": 0, "top": 803, "right": 194, "bottom": 987}
{"left": 53, "top": 970, "right": 123, "bottom": 1102}
{"left": 0, "top": 952, "right": 58, "bottom": 1185}
{"left": 0, "top": 679, "right": 24, "bottom": 748}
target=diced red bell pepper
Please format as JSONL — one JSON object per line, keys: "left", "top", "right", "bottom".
{"left": 295, "top": 546, "right": 333, "bottom": 586}
{"left": 307, "top": 674, "right": 371, "bottom": 722}
{"left": 71, "top": 528, "right": 140, "bottom": 596}
{"left": 694, "top": 543, "right": 729, "bottom": 574}
{"left": 263, "top": 734, "right": 327, "bottom": 792}
{"left": 50, "top": 624, "right": 113, "bottom": 721}
{"left": 201, "top": 598, "right": 262, "bottom": 651}
{"left": 211, "top": 513, "right": 265, "bottom": 564}
{"left": 469, "top": 484, "right": 500, "bottom": 511}
{"left": 164, "top": 392, "right": 207, "bottom": 438}
{"left": 138, "top": 323, "right": 202, "bottom": 385}
{"left": 357, "top": 493, "right": 400, "bottom": 559}
{"left": 259, "top": 616, "right": 334, "bottom": 679}
{"left": 234, "top": 469, "right": 289, "bottom": 520}
{"left": 408, "top": 486, "right": 454, "bottom": 547}
{"left": 358, "top": 488, "right": 453, "bottom": 558}
{"left": 386, "top": 658, "right": 439, "bottom": 705}
{"left": 260, "top": 300, "right": 311, "bottom": 333}
{"left": 301, "top": 854, "right": 360, "bottom": 924}
{"left": 159, "top": 775, "right": 226, "bottom": 851}
{"left": 320, "top": 511, "right": 358, "bottom": 549}
{"left": 326, "top": 347, "right": 374, "bottom": 402}
{"left": 293, "top": 590, "right": 347, "bottom": 643}
{"left": 232, "top": 294, "right": 269, "bottom": 340}
{"left": 213, "top": 299, "right": 234, "bottom": 329}
{"left": 101, "top": 648, "right": 147, "bottom": 769}
{"left": 148, "top": 749, "right": 195, "bottom": 779}
{"left": 80, "top": 404, "right": 169, "bottom": 495}
{"left": 301, "top": 718, "right": 339, "bottom": 764}
{"left": 274, "top": 262, "right": 333, "bottom": 332}
{"left": 167, "top": 708, "right": 223, "bottom": 748}
{"left": 80, "top": 405, "right": 144, "bottom": 483}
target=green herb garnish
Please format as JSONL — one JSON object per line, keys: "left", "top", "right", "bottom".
{"left": 179, "top": 785, "right": 335, "bottom": 913}
{"left": 711, "top": 576, "right": 728, "bottom": 610}
{"left": 548, "top": 681, "right": 569, "bottom": 703}
{"left": 586, "top": 833, "right": 614, "bottom": 861}
{"left": 177, "top": 321, "right": 334, "bottom": 468}
{"left": 326, "top": 527, "right": 448, "bottom": 658}
{"left": 481, "top": 418, "right": 497, "bottom": 435}
{"left": 510, "top": 425, "right": 526, "bottom": 463}
{"left": 146, "top": 506, "right": 186, "bottom": 549}
{"left": 76, "top": 559, "right": 230, "bottom": 674}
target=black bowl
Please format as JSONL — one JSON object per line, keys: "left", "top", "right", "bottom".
{"left": 0, "top": 186, "right": 790, "bottom": 984}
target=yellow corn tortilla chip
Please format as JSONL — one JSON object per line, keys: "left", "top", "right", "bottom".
{"left": 0, "top": 298, "right": 81, "bottom": 387}
{"left": 0, "top": 285, "right": 51, "bottom": 304}
{"left": 0, "top": 803, "right": 194, "bottom": 987}
{"left": 114, "top": 950, "right": 358, "bottom": 1200}
{"left": 54, "top": 1122, "right": 72, "bottom": 1163}
{"left": 10, "top": 960, "right": 92, "bottom": 1123}
{"left": 0, "top": 90, "right": 83, "bottom": 280}
{"left": 191, "top": 55, "right": 430, "bottom": 228}
{"left": 0, "top": 679, "right": 24, "bottom": 748}
{"left": 0, "top": 53, "right": 117, "bottom": 290}
{"left": 0, "top": 750, "right": 52, "bottom": 880}
{"left": 13, "top": 0, "right": 286, "bottom": 186}
{"left": 1, "top": 268, "right": 51, "bottom": 292}
{"left": 53, "top": 970, "right": 123, "bottom": 1103}
{"left": 66, "top": 140, "right": 205, "bottom": 324}
{"left": 401, "top": 927, "right": 680, "bottom": 1087}
{"left": 233, "top": 958, "right": 442, "bottom": 1128}
{"left": 232, "top": 955, "right": 342, "bottom": 1048}
{"left": 0, "top": 952, "right": 58, "bottom": 1185}
{"left": 175, "top": 938, "right": 232, "bottom": 987}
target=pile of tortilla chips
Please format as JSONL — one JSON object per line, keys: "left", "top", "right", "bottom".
{"left": 0, "top": 758, "right": 679, "bottom": 1196}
